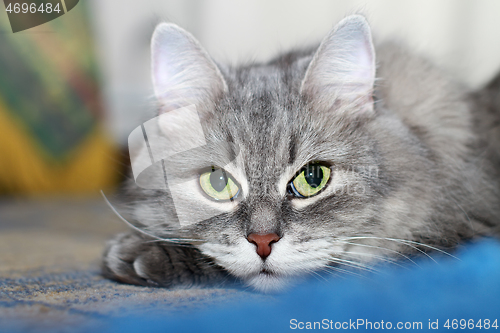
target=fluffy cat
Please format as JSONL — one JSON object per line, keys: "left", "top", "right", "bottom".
{"left": 102, "top": 15, "right": 500, "bottom": 292}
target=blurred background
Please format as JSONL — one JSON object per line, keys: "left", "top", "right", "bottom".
{"left": 1, "top": 0, "right": 500, "bottom": 195}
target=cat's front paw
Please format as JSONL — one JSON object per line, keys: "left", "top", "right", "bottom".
{"left": 102, "top": 232, "right": 168, "bottom": 286}
{"left": 102, "top": 232, "right": 228, "bottom": 288}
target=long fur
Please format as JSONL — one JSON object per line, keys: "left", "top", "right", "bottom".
{"left": 102, "top": 16, "right": 500, "bottom": 292}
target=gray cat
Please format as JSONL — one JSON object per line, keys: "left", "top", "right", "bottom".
{"left": 102, "top": 15, "right": 500, "bottom": 292}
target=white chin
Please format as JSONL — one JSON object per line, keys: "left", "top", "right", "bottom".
{"left": 245, "top": 272, "right": 292, "bottom": 293}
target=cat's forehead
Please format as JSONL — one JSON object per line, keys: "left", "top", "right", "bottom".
{"left": 216, "top": 70, "right": 302, "bottom": 168}
{"left": 224, "top": 51, "right": 312, "bottom": 99}
{"left": 219, "top": 59, "right": 308, "bottom": 131}
{"left": 203, "top": 51, "right": 366, "bottom": 179}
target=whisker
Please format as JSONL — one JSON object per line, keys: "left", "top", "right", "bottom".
{"left": 344, "top": 236, "right": 459, "bottom": 261}
{"left": 349, "top": 237, "right": 438, "bottom": 263}
{"left": 330, "top": 258, "right": 379, "bottom": 274}
{"left": 141, "top": 239, "right": 197, "bottom": 248}
{"left": 101, "top": 191, "right": 194, "bottom": 245}
{"left": 142, "top": 227, "right": 208, "bottom": 243}
{"left": 316, "top": 266, "right": 342, "bottom": 279}
{"left": 341, "top": 251, "right": 409, "bottom": 269}
{"left": 306, "top": 268, "right": 330, "bottom": 283}
{"left": 334, "top": 240, "right": 421, "bottom": 267}
{"left": 322, "top": 265, "right": 368, "bottom": 279}
{"left": 340, "top": 250, "right": 396, "bottom": 263}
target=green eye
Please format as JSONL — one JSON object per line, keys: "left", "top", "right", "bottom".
{"left": 200, "top": 167, "right": 240, "bottom": 201}
{"left": 289, "top": 164, "right": 331, "bottom": 198}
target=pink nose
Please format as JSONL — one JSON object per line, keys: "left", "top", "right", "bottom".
{"left": 247, "top": 233, "right": 281, "bottom": 259}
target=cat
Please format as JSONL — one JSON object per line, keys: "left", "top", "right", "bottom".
{"left": 102, "top": 15, "right": 500, "bottom": 292}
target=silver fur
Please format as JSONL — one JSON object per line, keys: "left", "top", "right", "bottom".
{"left": 102, "top": 15, "right": 500, "bottom": 292}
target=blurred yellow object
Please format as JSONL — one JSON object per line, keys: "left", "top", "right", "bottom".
{"left": 0, "top": 2, "right": 119, "bottom": 195}
{"left": 0, "top": 97, "right": 118, "bottom": 195}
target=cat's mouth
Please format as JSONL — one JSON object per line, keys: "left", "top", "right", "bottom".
{"left": 244, "top": 267, "right": 290, "bottom": 292}
{"left": 260, "top": 268, "right": 274, "bottom": 275}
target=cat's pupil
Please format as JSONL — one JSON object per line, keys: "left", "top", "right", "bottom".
{"left": 304, "top": 165, "right": 323, "bottom": 188}
{"left": 210, "top": 169, "right": 228, "bottom": 192}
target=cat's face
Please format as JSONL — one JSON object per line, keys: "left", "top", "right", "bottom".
{"left": 130, "top": 16, "right": 419, "bottom": 291}
{"left": 190, "top": 102, "right": 384, "bottom": 291}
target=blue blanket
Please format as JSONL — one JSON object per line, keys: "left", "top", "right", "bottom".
{"left": 108, "top": 239, "right": 500, "bottom": 333}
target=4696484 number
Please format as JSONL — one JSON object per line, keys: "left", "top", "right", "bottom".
{"left": 5, "top": 2, "right": 61, "bottom": 14}
{"left": 444, "top": 319, "right": 498, "bottom": 330}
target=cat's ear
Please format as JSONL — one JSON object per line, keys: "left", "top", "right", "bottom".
{"left": 300, "top": 15, "right": 375, "bottom": 114}
{"left": 151, "top": 23, "right": 228, "bottom": 112}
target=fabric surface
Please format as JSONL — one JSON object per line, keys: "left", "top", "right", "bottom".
{"left": 109, "top": 239, "right": 500, "bottom": 333}
{"left": 0, "top": 2, "right": 117, "bottom": 194}
{"left": 0, "top": 198, "right": 257, "bottom": 332}
{"left": 1, "top": 198, "right": 499, "bottom": 333}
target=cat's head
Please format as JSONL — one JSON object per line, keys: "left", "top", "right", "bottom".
{"left": 129, "top": 15, "right": 420, "bottom": 292}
